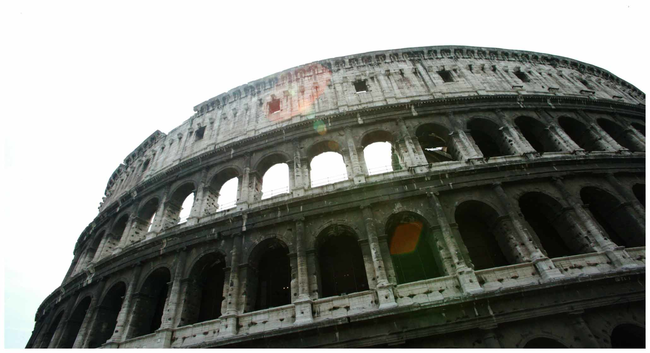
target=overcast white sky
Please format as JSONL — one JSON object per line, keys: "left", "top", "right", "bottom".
{"left": 1, "top": 0, "right": 648, "bottom": 348}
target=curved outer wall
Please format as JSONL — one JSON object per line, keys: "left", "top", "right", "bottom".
{"left": 29, "top": 46, "right": 645, "bottom": 348}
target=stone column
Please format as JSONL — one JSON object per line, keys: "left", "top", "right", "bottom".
{"left": 376, "top": 70, "right": 397, "bottom": 104}
{"left": 445, "top": 113, "right": 483, "bottom": 161}
{"left": 480, "top": 327, "right": 502, "bottom": 348}
{"left": 551, "top": 177, "right": 634, "bottom": 268}
{"left": 397, "top": 118, "right": 427, "bottom": 167}
{"left": 160, "top": 251, "right": 188, "bottom": 330}
{"left": 427, "top": 193, "right": 483, "bottom": 294}
{"left": 568, "top": 312, "right": 601, "bottom": 348}
{"left": 48, "top": 294, "right": 79, "bottom": 348}
{"left": 577, "top": 111, "right": 625, "bottom": 151}
{"left": 361, "top": 205, "right": 397, "bottom": 309}
{"left": 414, "top": 61, "right": 437, "bottom": 94}
{"left": 237, "top": 155, "right": 252, "bottom": 210}
{"left": 105, "top": 265, "right": 142, "bottom": 345}
{"left": 77, "top": 279, "right": 107, "bottom": 348}
{"left": 605, "top": 173, "right": 645, "bottom": 222}
{"left": 495, "top": 110, "right": 537, "bottom": 155}
{"left": 291, "top": 141, "right": 306, "bottom": 197}
{"left": 492, "top": 183, "right": 563, "bottom": 280}
{"left": 117, "top": 213, "right": 137, "bottom": 249}
{"left": 345, "top": 126, "right": 366, "bottom": 184}
{"left": 377, "top": 235, "right": 397, "bottom": 284}
{"left": 340, "top": 149, "right": 355, "bottom": 181}
{"left": 294, "top": 218, "right": 314, "bottom": 323}
{"left": 306, "top": 250, "right": 320, "bottom": 300}
{"left": 536, "top": 110, "right": 583, "bottom": 152}
{"left": 356, "top": 146, "right": 370, "bottom": 175}
{"left": 221, "top": 234, "right": 243, "bottom": 336}
{"left": 149, "top": 186, "right": 169, "bottom": 234}
{"left": 187, "top": 172, "right": 207, "bottom": 225}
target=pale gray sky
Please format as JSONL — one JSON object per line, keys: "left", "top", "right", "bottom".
{"left": 2, "top": 0, "right": 648, "bottom": 348}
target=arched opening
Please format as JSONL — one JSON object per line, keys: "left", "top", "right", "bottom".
{"left": 207, "top": 168, "right": 240, "bottom": 212}
{"left": 361, "top": 130, "right": 401, "bottom": 174}
{"left": 455, "top": 201, "right": 510, "bottom": 270}
{"left": 467, "top": 119, "right": 511, "bottom": 159}
{"left": 87, "top": 282, "right": 126, "bottom": 348}
{"left": 137, "top": 198, "right": 159, "bottom": 234}
{"left": 40, "top": 311, "right": 64, "bottom": 348}
{"left": 181, "top": 252, "right": 226, "bottom": 326}
{"left": 633, "top": 184, "right": 645, "bottom": 207}
{"left": 581, "top": 186, "right": 644, "bottom": 247}
{"left": 167, "top": 183, "right": 195, "bottom": 225}
{"left": 245, "top": 239, "right": 291, "bottom": 312}
{"left": 387, "top": 212, "right": 443, "bottom": 284}
{"left": 415, "top": 123, "right": 457, "bottom": 163}
{"left": 309, "top": 141, "right": 348, "bottom": 187}
{"left": 256, "top": 154, "right": 291, "bottom": 200}
{"left": 611, "top": 324, "right": 645, "bottom": 348}
{"left": 631, "top": 122, "right": 645, "bottom": 136}
{"left": 558, "top": 116, "right": 602, "bottom": 151}
{"left": 514, "top": 116, "right": 561, "bottom": 154}
{"left": 519, "top": 192, "right": 583, "bottom": 258}
{"left": 598, "top": 118, "right": 642, "bottom": 152}
{"left": 87, "top": 230, "right": 104, "bottom": 263}
{"left": 128, "top": 268, "right": 171, "bottom": 339}
{"left": 524, "top": 337, "right": 567, "bottom": 348}
{"left": 58, "top": 296, "right": 92, "bottom": 348}
{"left": 99, "top": 216, "right": 129, "bottom": 258}
{"left": 317, "top": 225, "right": 369, "bottom": 297}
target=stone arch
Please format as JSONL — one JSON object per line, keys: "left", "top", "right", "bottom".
{"left": 254, "top": 152, "right": 292, "bottom": 200}
{"left": 633, "top": 183, "right": 644, "bottom": 207}
{"left": 558, "top": 116, "right": 603, "bottom": 151}
{"left": 580, "top": 186, "right": 644, "bottom": 247}
{"left": 308, "top": 220, "right": 363, "bottom": 250}
{"left": 58, "top": 295, "right": 92, "bottom": 348}
{"left": 207, "top": 166, "right": 241, "bottom": 212}
{"left": 315, "top": 224, "right": 369, "bottom": 298}
{"left": 87, "top": 281, "right": 126, "bottom": 348}
{"left": 610, "top": 323, "right": 645, "bottom": 348}
{"left": 360, "top": 129, "right": 402, "bottom": 173}
{"left": 631, "top": 122, "right": 645, "bottom": 136}
{"left": 39, "top": 309, "right": 65, "bottom": 348}
{"left": 99, "top": 214, "right": 130, "bottom": 258}
{"left": 128, "top": 267, "right": 172, "bottom": 339}
{"left": 597, "top": 118, "right": 643, "bottom": 151}
{"left": 454, "top": 200, "right": 511, "bottom": 270}
{"left": 415, "top": 123, "right": 458, "bottom": 163}
{"left": 523, "top": 336, "right": 568, "bottom": 348}
{"left": 518, "top": 192, "right": 590, "bottom": 257}
{"left": 514, "top": 116, "right": 561, "bottom": 154}
{"left": 467, "top": 118, "right": 512, "bottom": 159}
{"left": 165, "top": 181, "right": 196, "bottom": 226}
{"left": 135, "top": 197, "right": 159, "bottom": 234}
{"left": 180, "top": 251, "right": 227, "bottom": 326}
{"left": 244, "top": 237, "right": 291, "bottom": 312}
{"left": 385, "top": 211, "right": 444, "bottom": 284}
{"left": 307, "top": 140, "right": 348, "bottom": 187}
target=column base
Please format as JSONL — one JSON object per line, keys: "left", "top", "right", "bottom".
{"left": 533, "top": 257, "right": 564, "bottom": 281}
{"left": 153, "top": 328, "right": 173, "bottom": 348}
{"left": 186, "top": 217, "right": 199, "bottom": 226}
{"left": 457, "top": 268, "right": 484, "bottom": 295}
{"left": 606, "top": 249, "right": 637, "bottom": 269}
{"left": 220, "top": 314, "right": 238, "bottom": 337}
{"left": 293, "top": 298, "right": 314, "bottom": 324}
{"left": 376, "top": 283, "right": 398, "bottom": 309}
{"left": 353, "top": 175, "right": 366, "bottom": 184}
{"left": 102, "top": 341, "right": 120, "bottom": 349}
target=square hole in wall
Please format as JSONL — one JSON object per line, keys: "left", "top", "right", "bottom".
{"left": 437, "top": 70, "right": 454, "bottom": 83}
{"left": 269, "top": 98, "right": 281, "bottom": 114}
{"left": 195, "top": 126, "right": 205, "bottom": 141}
{"left": 353, "top": 79, "right": 368, "bottom": 93}
{"left": 514, "top": 71, "right": 530, "bottom": 83}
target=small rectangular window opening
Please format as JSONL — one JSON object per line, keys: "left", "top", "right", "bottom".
{"left": 195, "top": 126, "right": 205, "bottom": 140}
{"left": 353, "top": 79, "right": 368, "bottom": 93}
{"left": 437, "top": 70, "right": 454, "bottom": 83}
{"left": 514, "top": 71, "right": 530, "bottom": 83}
{"left": 269, "top": 98, "right": 281, "bottom": 114}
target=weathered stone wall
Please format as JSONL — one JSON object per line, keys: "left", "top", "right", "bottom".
{"left": 28, "top": 46, "right": 645, "bottom": 349}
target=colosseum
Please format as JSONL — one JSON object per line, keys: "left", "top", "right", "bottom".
{"left": 27, "top": 46, "right": 645, "bottom": 348}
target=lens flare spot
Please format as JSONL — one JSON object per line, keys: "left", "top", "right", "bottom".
{"left": 314, "top": 120, "right": 327, "bottom": 135}
{"left": 327, "top": 140, "right": 339, "bottom": 151}
{"left": 389, "top": 222, "right": 423, "bottom": 255}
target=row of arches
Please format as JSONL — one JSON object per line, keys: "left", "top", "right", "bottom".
{"left": 41, "top": 178, "right": 644, "bottom": 347}
{"left": 521, "top": 324, "right": 644, "bottom": 348}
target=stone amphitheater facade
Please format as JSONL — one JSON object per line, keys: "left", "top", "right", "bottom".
{"left": 28, "top": 46, "right": 645, "bottom": 348}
